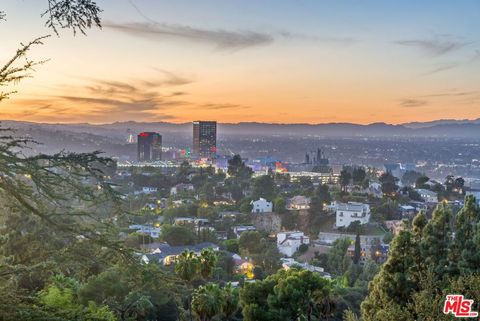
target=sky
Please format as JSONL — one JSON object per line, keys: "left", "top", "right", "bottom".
{"left": 1, "top": 0, "right": 479, "bottom": 124}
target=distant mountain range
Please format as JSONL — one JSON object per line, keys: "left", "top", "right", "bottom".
{"left": 1, "top": 118, "right": 480, "bottom": 140}
{"left": 401, "top": 118, "right": 480, "bottom": 129}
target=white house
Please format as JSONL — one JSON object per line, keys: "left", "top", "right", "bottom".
{"left": 286, "top": 195, "right": 311, "bottom": 210}
{"left": 174, "top": 217, "right": 210, "bottom": 230}
{"left": 415, "top": 189, "right": 438, "bottom": 203}
{"left": 334, "top": 202, "right": 371, "bottom": 228}
{"left": 280, "top": 258, "right": 331, "bottom": 278}
{"left": 399, "top": 205, "right": 416, "bottom": 217}
{"left": 134, "top": 186, "right": 158, "bottom": 195}
{"left": 129, "top": 224, "right": 161, "bottom": 238}
{"left": 251, "top": 198, "right": 273, "bottom": 213}
{"left": 277, "top": 231, "right": 310, "bottom": 257}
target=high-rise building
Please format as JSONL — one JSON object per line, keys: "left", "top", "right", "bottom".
{"left": 193, "top": 121, "right": 217, "bottom": 159}
{"left": 137, "top": 132, "right": 162, "bottom": 162}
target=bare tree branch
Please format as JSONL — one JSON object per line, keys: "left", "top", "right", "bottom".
{"left": 42, "top": 0, "right": 102, "bottom": 36}
{"left": 0, "top": 36, "right": 50, "bottom": 103}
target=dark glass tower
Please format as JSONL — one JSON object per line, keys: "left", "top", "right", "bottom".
{"left": 137, "top": 132, "right": 162, "bottom": 162}
{"left": 193, "top": 121, "right": 217, "bottom": 159}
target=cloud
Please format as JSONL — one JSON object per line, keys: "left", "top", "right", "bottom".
{"left": 5, "top": 74, "right": 194, "bottom": 122}
{"left": 6, "top": 74, "right": 249, "bottom": 123}
{"left": 56, "top": 77, "right": 191, "bottom": 120}
{"left": 199, "top": 103, "right": 250, "bottom": 110}
{"left": 472, "top": 50, "right": 480, "bottom": 62}
{"left": 420, "top": 90, "right": 480, "bottom": 98}
{"left": 398, "top": 90, "right": 480, "bottom": 108}
{"left": 422, "top": 62, "right": 460, "bottom": 75}
{"left": 278, "top": 31, "right": 356, "bottom": 46}
{"left": 148, "top": 69, "right": 194, "bottom": 86}
{"left": 395, "top": 35, "right": 470, "bottom": 56}
{"left": 399, "top": 99, "right": 428, "bottom": 108}
{"left": 104, "top": 21, "right": 274, "bottom": 50}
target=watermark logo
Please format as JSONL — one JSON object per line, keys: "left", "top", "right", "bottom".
{"left": 443, "top": 295, "right": 478, "bottom": 318}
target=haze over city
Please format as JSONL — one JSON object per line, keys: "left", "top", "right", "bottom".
{"left": 1, "top": 0, "right": 480, "bottom": 124}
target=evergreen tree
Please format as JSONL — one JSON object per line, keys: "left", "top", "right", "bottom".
{"left": 379, "top": 172, "right": 399, "bottom": 198}
{"left": 252, "top": 175, "right": 275, "bottom": 201}
{"left": 362, "top": 199, "right": 480, "bottom": 321}
{"left": 449, "top": 195, "right": 480, "bottom": 274}
{"left": 340, "top": 170, "right": 352, "bottom": 192}
{"left": 361, "top": 231, "right": 417, "bottom": 321}
{"left": 420, "top": 203, "right": 452, "bottom": 278}
{"left": 353, "top": 232, "right": 361, "bottom": 265}
{"left": 352, "top": 168, "right": 366, "bottom": 186}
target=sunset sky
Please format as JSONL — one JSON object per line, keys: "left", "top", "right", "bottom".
{"left": 1, "top": 0, "right": 479, "bottom": 124}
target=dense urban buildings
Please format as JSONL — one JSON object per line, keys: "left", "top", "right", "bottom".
{"left": 193, "top": 121, "right": 217, "bottom": 159}
{"left": 137, "top": 132, "right": 162, "bottom": 162}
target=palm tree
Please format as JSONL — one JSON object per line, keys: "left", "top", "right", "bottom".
{"left": 221, "top": 283, "right": 239, "bottom": 320}
{"left": 199, "top": 248, "right": 218, "bottom": 279}
{"left": 317, "top": 296, "right": 336, "bottom": 321}
{"left": 314, "top": 287, "right": 336, "bottom": 321}
{"left": 175, "top": 250, "right": 201, "bottom": 321}
{"left": 175, "top": 250, "right": 200, "bottom": 283}
{"left": 191, "top": 283, "right": 224, "bottom": 321}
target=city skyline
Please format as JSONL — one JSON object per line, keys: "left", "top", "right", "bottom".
{"left": 1, "top": 0, "right": 480, "bottom": 124}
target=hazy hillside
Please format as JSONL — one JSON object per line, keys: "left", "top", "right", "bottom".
{"left": 2, "top": 119, "right": 480, "bottom": 140}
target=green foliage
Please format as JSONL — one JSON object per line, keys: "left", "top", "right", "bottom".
{"left": 214, "top": 251, "right": 236, "bottom": 280}
{"left": 240, "top": 200, "right": 253, "bottom": 213}
{"left": 273, "top": 197, "right": 287, "bottom": 214}
{"left": 280, "top": 210, "right": 297, "bottom": 230}
{"left": 175, "top": 250, "right": 201, "bottom": 283}
{"left": 382, "top": 231, "right": 394, "bottom": 244}
{"left": 361, "top": 199, "right": 480, "bottom": 321}
{"left": 310, "top": 184, "right": 331, "bottom": 215}
{"left": 240, "top": 268, "right": 333, "bottom": 321}
{"left": 161, "top": 225, "right": 196, "bottom": 246}
{"left": 252, "top": 175, "right": 275, "bottom": 201}
{"left": 79, "top": 264, "right": 178, "bottom": 321}
{"left": 199, "top": 248, "right": 218, "bottom": 279}
{"left": 192, "top": 283, "right": 224, "bottom": 321}
{"left": 340, "top": 170, "right": 352, "bottom": 191}
{"left": 415, "top": 175, "right": 430, "bottom": 189}
{"left": 372, "top": 199, "right": 398, "bottom": 221}
{"left": 197, "top": 206, "right": 218, "bottom": 221}
{"left": 343, "top": 309, "right": 359, "bottom": 321}
{"left": 352, "top": 168, "right": 366, "bottom": 186}
{"left": 227, "top": 155, "right": 253, "bottom": 180}
{"left": 239, "top": 231, "right": 263, "bottom": 255}
{"left": 222, "top": 283, "right": 239, "bottom": 319}
{"left": 327, "top": 238, "right": 352, "bottom": 276}
{"left": 175, "top": 248, "right": 218, "bottom": 284}
{"left": 238, "top": 231, "right": 281, "bottom": 274}
{"left": 251, "top": 242, "right": 281, "bottom": 275}
{"left": 226, "top": 155, "right": 253, "bottom": 203}
{"left": 448, "top": 195, "right": 480, "bottom": 274}
{"left": 379, "top": 172, "right": 399, "bottom": 197}
{"left": 353, "top": 232, "right": 361, "bottom": 264}
{"left": 401, "top": 171, "right": 422, "bottom": 187}
{"left": 298, "top": 243, "right": 309, "bottom": 254}
{"left": 224, "top": 239, "right": 239, "bottom": 254}
{"left": 39, "top": 285, "right": 76, "bottom": 310}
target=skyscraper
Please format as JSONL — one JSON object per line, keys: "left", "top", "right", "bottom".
{"left": 193, "top": 121, "right": 217, "bottom": 159}
{"left": 137, "top": 132, "right": 162, "bottom": 162}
